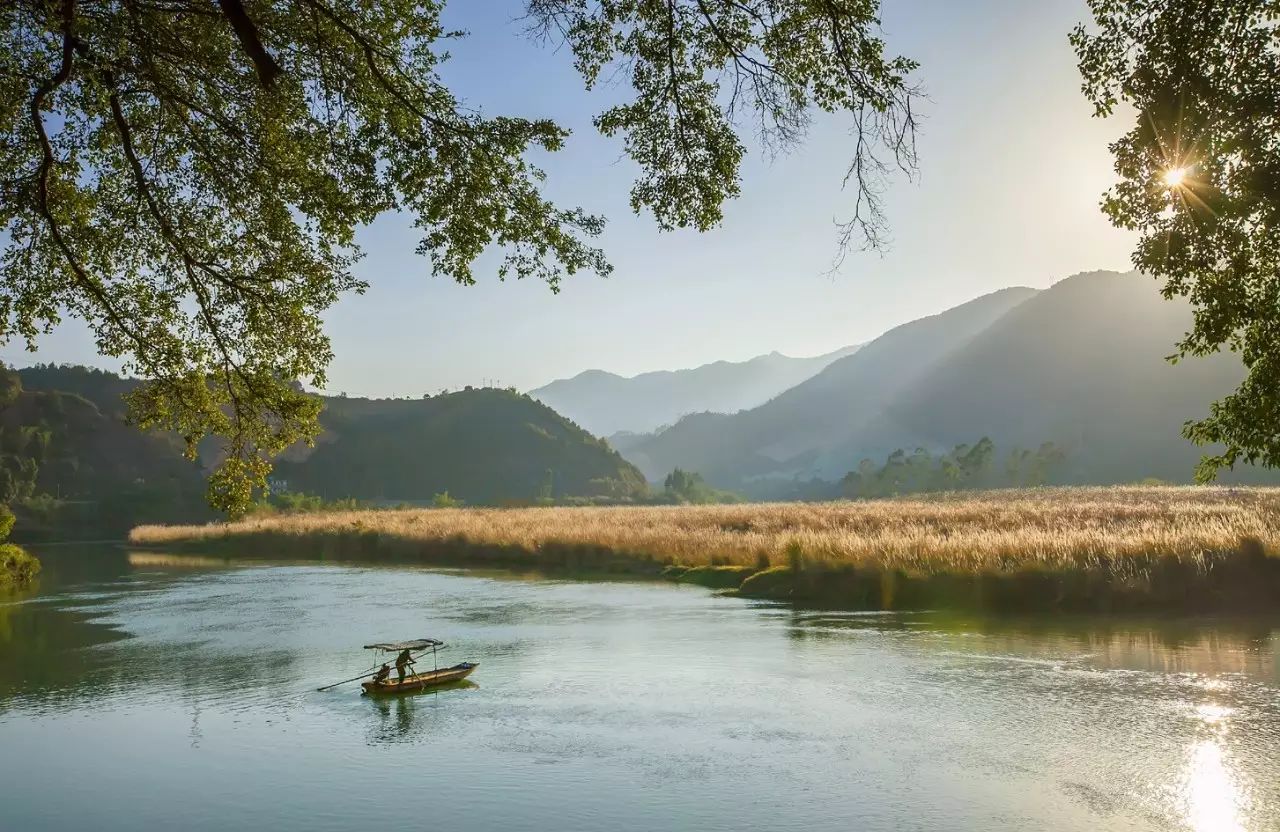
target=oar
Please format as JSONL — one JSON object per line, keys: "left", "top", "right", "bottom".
{"left": 316, "top": 668, "right": 379, "bottom": 692}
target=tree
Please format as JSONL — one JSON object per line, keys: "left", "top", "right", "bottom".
{"left": 1073, "top": 1, "right": 1280, "bottom": 479}
{"left": 664, "top": 467, "right": 704, "bottom": 502}
{"left": 662, "top": 467, "right": 738, "bottom": 504}
{"left": 431, "top": 490, "right": 461, "bottom": 508}
{"left": 0, "top": 1, "right": 920, "bottom": 514}
{"left": 956, "top": 437, "right": 994, "bottom": 482}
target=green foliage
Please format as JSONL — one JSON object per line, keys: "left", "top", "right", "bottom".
{"left": 1073, "top": 1, "right": 1280, "bottom": 479}
{"left": 0, "top": 368, "right": 21, "bottom": 409}
{"left": 0, "top": 364, "right": 212, "bottom": 537}
{"left": 537, "top": 1, "right": 919, "bottom": 245}
{"left": 0, "top": 0, "right": 919, "bottom": 515}
{"left": 276, "top": 387, "right": 649, "bottom": 505}
{"left": 268, "top": 490, "right": 324, "bottom": 513}
{"left": 0, "top": 543, "right": 40, "bottom": 590}
{"left": 662, "top": 468, "right": 741, "bottom": 504}
{"left": 665, "top": 564, "right": 756, "bottom": 589}
{"left": 6, "top": 365, "right": 646, "bottom": 524}
{"left": 431, "top": 491, "right": 462, "bottom": 509}
{"left": 0, "top": 504, "right": 15, "bottom": 541}
{"left": 16, "top": 364, "right": 131, "bottom": 415}
{"left": 0, "top": 453, "right": 38, "bottom": 504}
{"left": 840, "top": 439, "right": 1067, "bottom": 498}
{"left": 247, "top": 490, "right": 367, "bottom": 516}
{"left": 0, "top": 504, "right": 38, "bottom": 589}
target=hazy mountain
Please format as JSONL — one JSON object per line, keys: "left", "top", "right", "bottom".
{"left": 624, "top": 271, "right": 1276, "bottom": 493}
{"left": 623, "top": 286, "right": 1039, "bottom": 485}
{"left": 866, "top": 270, "right": 1262, "bottom": 484}
{"left": 531, "top": 345, "right": 861, "bottom": 436}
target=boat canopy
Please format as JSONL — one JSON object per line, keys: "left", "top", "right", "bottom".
{"left": 363, "top": 638, "right": 444, "bottom": 651}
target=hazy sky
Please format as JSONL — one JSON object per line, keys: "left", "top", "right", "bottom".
{"left": 7, "top": 0, "right": 1137, "bottom": 395}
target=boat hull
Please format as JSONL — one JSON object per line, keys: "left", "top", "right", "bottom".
{"left": 361, "top": 662, "right": 477, "bottom": 695}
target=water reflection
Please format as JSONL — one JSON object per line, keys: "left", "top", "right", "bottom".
{"left": 1182, "top": 739, "right": 1247, "bottom": 832}
{"left": 3, "top": 547, "right": 1280, "bottom": 832}
{"left": 365, "top": 681, "right": 479, "bottom": 745}
{"left": 780, "top": 608, "right": 1280, "bottom": 681}
{"left": 1172, "top": 697, "right": 1252, "bottom": 832}
{"left": 127, "top": 552, "right": 237, "bottom": 569}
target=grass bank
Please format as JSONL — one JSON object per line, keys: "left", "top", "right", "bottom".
{"left": 130, "top": 486, "right": 1280, "bottom": 613}
{"left": 0, "top": 543, "right": 40, "bottom": 591}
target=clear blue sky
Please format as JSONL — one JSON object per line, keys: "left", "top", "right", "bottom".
{"left": 9, "top": 0, "right": 1136, "bottom": 396}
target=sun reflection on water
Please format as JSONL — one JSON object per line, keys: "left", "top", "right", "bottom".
{"left": 1194, "top": 703, "right": 1233, "bottom": 724}
{"left": 1176, "top": 700, "right": 1251, "bottom": 832}
{"left": 1182, "top": 739, "right": 1246, "bottom": 832}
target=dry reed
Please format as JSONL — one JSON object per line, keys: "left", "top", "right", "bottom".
{"left": 131, "top": 486, "right": 1280, "bottom": 575}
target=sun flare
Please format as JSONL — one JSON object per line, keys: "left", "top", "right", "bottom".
{"left": 1164, "top": 167, "right": 1189, "bottom": 188}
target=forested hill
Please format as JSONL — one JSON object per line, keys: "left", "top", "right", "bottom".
{"left": 531, "top": 345, "right": 860, "bottom": 437}
{"left": 12, "top": 367, "right": 648, "bottom": 512}
{"left": 274, "top": 388, "right": 648, "bottom": 504}
{"left": 2, "top": 365, "right": 212, "bottom": 537}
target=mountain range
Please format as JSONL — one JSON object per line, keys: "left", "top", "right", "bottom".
{"left": 618, "top": 271, "right": 1276, "bottom": 494}
{"left": 530, "top": 345, "right": 860, "bottom": 437}
{"left": 7, "top": 268, "right": 1276, "bottom": 529}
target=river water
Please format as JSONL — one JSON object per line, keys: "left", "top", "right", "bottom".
{"left": 1, "top": 547, "right": 1278, "bottom": 831}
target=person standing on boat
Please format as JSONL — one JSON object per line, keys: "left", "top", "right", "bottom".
{"left": 394, "top": 649, "right": 414, "bottom": 683}
{"left": 371, "top": 663, "right": 391, "bottom": 686}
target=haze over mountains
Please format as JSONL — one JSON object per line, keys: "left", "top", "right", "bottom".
{"left": 530, "top": 345, "right": 860, "bottom": 437}
{"left": 616, "top": 271, "right": 1275, "bottom": 495}
{"left": 620, "top": 285, "right": 1036, "bottom": 486}
{"left": 7, "top": 269, "right": 1275, "bottom": 527}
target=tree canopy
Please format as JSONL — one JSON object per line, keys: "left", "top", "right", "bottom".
{"left": 0, "top": 0, "right": 919, "bottom": 514}
{"left": 1073, "top": 0, "right": 1280, "bottom": 479}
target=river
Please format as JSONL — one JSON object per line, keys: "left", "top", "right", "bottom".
{"left": 1, "top": 546, "right": 1278, "bottom": 831}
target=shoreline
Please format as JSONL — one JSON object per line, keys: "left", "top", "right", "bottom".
{"left": 130, "top": 486, "right": 1280, "bottom": 614}
{"left": 0, "top": 543, "right": 40, "bottom": 591}
{"left": 129, "top": 534, "right": 1280, "bottom": 614}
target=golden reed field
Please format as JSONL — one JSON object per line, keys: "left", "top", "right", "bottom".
{"left": 131, "top": 486, "right": 1280, "bottom": 612}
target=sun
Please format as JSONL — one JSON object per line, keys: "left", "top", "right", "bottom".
{"left": 1164, "top": 167, "right": 1189, "bottom": 188}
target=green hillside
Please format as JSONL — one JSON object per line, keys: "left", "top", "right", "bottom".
{"left": 14, "top": 367, "right": 649, "bottom": 514}
{"left": 274, "top": 388, "right": 647, "bottom": 504}
{"left": 3, "top": 365, "right": 212, "bottom": 538}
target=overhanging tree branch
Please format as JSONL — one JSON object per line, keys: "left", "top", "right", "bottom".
{"left": 216, "top": 0, "right": 284, "bottom": 87}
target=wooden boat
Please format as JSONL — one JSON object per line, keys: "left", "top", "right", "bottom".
{"left": 361, "top": 661, "right": 478, "bottom": 695}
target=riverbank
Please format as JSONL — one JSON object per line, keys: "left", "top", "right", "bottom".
{"left": 0, "top": 543, "right": 40, "bottom": 590}
{"left": 130, "top": 486, "right": 1280, "bottom": 613}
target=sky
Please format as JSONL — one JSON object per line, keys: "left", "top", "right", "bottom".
{"left": 7, "top": 0, "right": 1137, "bottom": 396}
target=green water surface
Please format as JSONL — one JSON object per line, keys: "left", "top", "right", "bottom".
{"left": 1, "top": 547, "right": 1278, "bottom": 831}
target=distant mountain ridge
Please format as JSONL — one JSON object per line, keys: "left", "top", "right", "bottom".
{"left": 622, "top": 272, "right": 1278, "bottom": 494}
{"left": 531, "top": 344, "right": 861, "bottom": 436}
{"left": 622, "top": 286, "right": 1037, "bottom": 485}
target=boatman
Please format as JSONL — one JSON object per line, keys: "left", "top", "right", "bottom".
{"left": 395, "top": 649, "right": 414, "bottom": 683}
{"left": 371, "top": 663, "right": 391, "bottom": 686}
